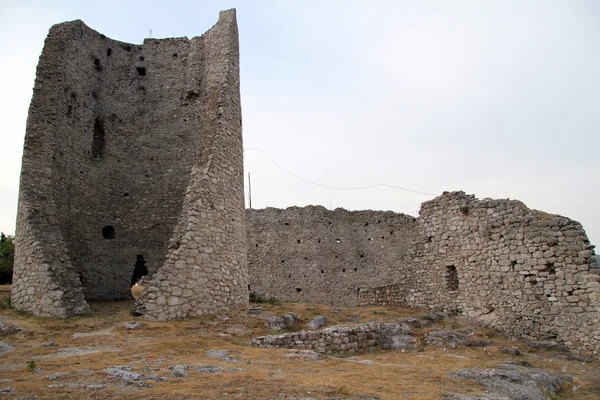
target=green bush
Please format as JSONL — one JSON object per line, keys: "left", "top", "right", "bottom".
{"left": 0, "top": 233, "right": 14, "bottom": 285}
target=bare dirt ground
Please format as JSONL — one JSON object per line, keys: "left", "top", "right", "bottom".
{"left": 0, "top": 284, "right": 598, "bottom": 399}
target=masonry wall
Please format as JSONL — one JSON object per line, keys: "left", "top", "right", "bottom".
{"left": 246, "top": 193, "right": 600, "bottom": 357}
{"left": 13, "top": 10, "right": 247, "bottom": 319}
{"left": 251, "top": 322, "right": 381, "bottom": 354}
{"left": 246, "top": 206, "right": 418, "bottom": 306}
{"left": 410, "top": 192, "right": 599, "bottom": 357}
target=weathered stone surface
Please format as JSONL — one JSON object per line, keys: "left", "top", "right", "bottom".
{"left": 426, "top": 330, "right": 468, "bottom": 348}
{"left": 0, "top": 322, "right": 24, "bottom": 336}
{"left": 47, "top": 372, "right": 70, "bottom": 381}
{"left": 268, "top": 313, "right": 299, "bottom": 331}
{"left": 500, "top": 346, "right": 521, "bottom": 356}
{"left": 123, "top": 322, "right": 145, "bottom": 330}
{"left": 0, "top": 387, "right": 15, "bottom": 395}
{"left": 101, "top": 366, "right": 142, "bottom": 383}
{"left": 451, "top": 363, "right": 573, "bottom": 400}
{"left": 12, "top": 9, "right": 247, "bottom": 321}
{"left": 379, "top": 322, "right": 416, "bottom": 350}
{"left": 285, "top": 350, "right": 321, "bottom": 361}
{"left": 171, "top": 365, "right": 187, "bottom": 378}
{"left": 306, "top": 316, "right": 326, "bottom": 330}
{"left": 252, "top": 322, "right": 380, "bottom": 354}
{"left": 205, "top": 349, "right": 230, "bottom": 359}
{"left": 0, "top": 341, "right": 15, "bottom": 355}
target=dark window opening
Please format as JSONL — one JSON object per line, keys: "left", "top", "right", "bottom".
{"left": 511, "top": 260, "right": 518, "bottom": 269}
{"left": 255, "top": 243, "right": 259, "bottom": 247}
{"left": 284, "top": 222, "right": 289, "bottom": 226}
{"left": 173, "top": 53, "right": 178, "bottom": 58}
{"left": 359, "top": 253, "right": 364, "bottom": 258}
{"left": 297, "top": 239, "right": 301, "bottom": 244}
{"left": 428, "top": 236, "right": 433, "bottom": 243}
{"left": 381, "top": 236, "right": 385, "bottom": 239}
{"left": 123, "top": 192, "right": 129, "bottom": 197}
{"left": 281, "top": 260, "right": 285, "bottom": 264}
{"left": 354, "top": 268, "right": 358, "bottom": 272}
{"left": 368, "top": 238, "right": 373, "bottom": 241}
{"left": 91, "top": 117, "right": 105, "bottom": 158}
{"left": 335, "top": 255, "right": 339, "bottom": 259}
{"left": 296, "top": 288, "right": 302, "bottom": 293}
{"left": 390, "top": 230, "right": 394, "bottom": 235}
{"left": 320, "top": 270, "right": 324, "bottom": 273}
{"left": 364, "top": 222, "right": 369, "bottom": 226}
{"left": 102, "top": 225, "right": 115, "bottom": 239}
{"left": 288, "top": 274, "right": 291, "bottom": 278}
{"left": 342, "top": 269, "right": 346, "bottom": 272}
{"left": 378, "top": 220, "right": 381, "bottom": 223}
{"left": 94, "top": 58, "right": 102, "bottom": 72}
{"left": 136, "top": 66, "right": 146, "bottom": 76}
{"left": 318, "top": 239, "right": 321, "bottom": 243}
{"left": 131, "top": 255, "right": 148, "bottom": 286}
{"left": 304, "top": 257, "right": 308, "bottom": 260}
{"left": 139, "top": 56, "right": 145, "bottom": 61}
{"left": 328, "top": 221, "right": 332, "bottom": 225}
{"left": 106, "top": 48, "right": 112, "bottom": 56}
{"left": 248, "top": 285, "right": 251, "bottom": 290}
{"left": 446, "top": 265, "right": 459, "bottom": 291}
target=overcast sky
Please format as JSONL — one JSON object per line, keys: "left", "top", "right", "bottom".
{"left": 0, "top": 0, "right": 598, "bottom": 246}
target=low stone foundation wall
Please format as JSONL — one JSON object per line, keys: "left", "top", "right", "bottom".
{"left": 250, "top": 322, "right": 380, "bottom": 354}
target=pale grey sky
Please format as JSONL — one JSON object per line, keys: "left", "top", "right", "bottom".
{"left": 0, "top": 0, "right": 598, "bottom": 246}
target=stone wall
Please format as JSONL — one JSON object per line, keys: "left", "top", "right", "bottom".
{"left": 246, "top": 192, "right": 600, "bottom": 357}
{"left": 12, "top": 10, "right": 247, "bottom": 319}
{"left": 251, "top": 322, "right": 381, "bottom": 354}
{"left": 246, "top": 206, "right": 418, "bottom": 306}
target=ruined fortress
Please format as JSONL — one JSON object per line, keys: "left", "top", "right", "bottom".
{"left": 12, "top": 10, "right": 599, "bottom": 358}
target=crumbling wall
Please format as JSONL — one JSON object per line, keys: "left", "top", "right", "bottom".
{"left": 13, "top": 10, "right": 247, "bottom": 319}
{"left": 410, "top": 191, "right": 599, "bottom": 357}
{"left": 246, "top": 206, "right": 417, "bottom": 306}
{"left": 247, "top": 192, "right": 599, "bottom": 357}
{"left": 251, "top": 322, "right": 381, "bottom": 354}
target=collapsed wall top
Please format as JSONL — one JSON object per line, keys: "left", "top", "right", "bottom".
{"left": 12, "top": 9, "right": 248, "bottom": 319}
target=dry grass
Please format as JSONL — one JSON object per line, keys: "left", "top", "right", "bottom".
{"left": 0, "top": 286, "right": 598, "bottom": 399}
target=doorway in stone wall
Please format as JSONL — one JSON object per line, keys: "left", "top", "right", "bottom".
{"left": 131, "top": 255, "right": 148, "bottom": 299}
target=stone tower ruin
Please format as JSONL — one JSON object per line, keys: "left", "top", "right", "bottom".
{"left": 12, "top": 10, "right": 248, "bottom": 320}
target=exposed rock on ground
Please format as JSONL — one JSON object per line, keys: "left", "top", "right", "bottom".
{"left": 379, "top": 322, "right": 416, "bottom": 350}
{"left": 285, "top": 350, "right": 321, "bottom": 361}
{"left": 268, "top": 312, "right": 300, "bottom": 331}
{"left": 307, "top": 316, "right": 326, "bottom": 330}
{"left": 0, "top": 321, "right": 24, "bottom": 335}
{"left": 100, "top": 366, "right": 142, "bottom": 383}
{"left": 123, "top": 322, "right": 145, "bottom": 330}
{"left": 426, "top": 330, "right": 468, "bottom": 348}
{"left": 0, "top": 341, "right": 15, "bottom": 355}
{"left": 449, "top": 363, "right": 573, "bottom": 400}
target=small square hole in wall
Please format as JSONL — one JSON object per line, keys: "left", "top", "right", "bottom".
{"left": 102, "top": 225, "right": 115, "bottom": 239}
{"left": 106, "top": 48, "right": 112, "bottom": 56}
{"left": 136, "top": 66, "right": 146, "bottom": 76}
{"left": 296, "top": 288, "right": 302, "bottom": 293}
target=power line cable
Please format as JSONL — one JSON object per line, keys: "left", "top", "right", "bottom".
{"left": 244, "top": 147, "right": 437, "bottom": 196}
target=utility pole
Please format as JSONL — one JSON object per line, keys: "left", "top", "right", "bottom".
{"left": 248, "top": 172, "right": 252, "bottom": 210}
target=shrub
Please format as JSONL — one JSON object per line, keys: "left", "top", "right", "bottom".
{"left": 459, "top": 204, "right": 470, "bottom": 215}
{"left": 0, "top": 232, "right": 14, "bottom": 284}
